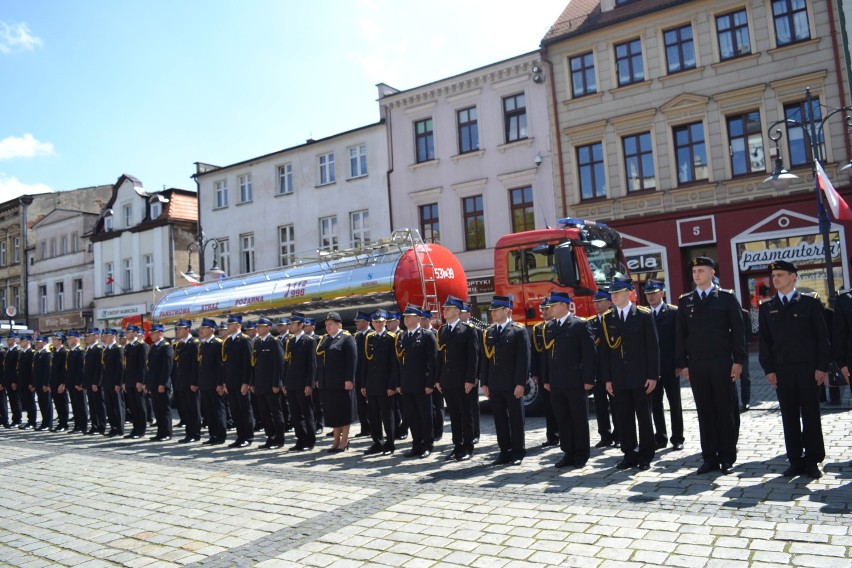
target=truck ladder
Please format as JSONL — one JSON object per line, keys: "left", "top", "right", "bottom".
{"left": 404, "top": 229, "right": 441, "bottom": 315}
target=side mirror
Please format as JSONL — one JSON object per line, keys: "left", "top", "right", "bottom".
{"left": 554, "top": 244, "right": 579, "bottom": 287}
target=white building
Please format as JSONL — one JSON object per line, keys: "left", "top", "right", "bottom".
{"left": 377, "top": 51, "right": 557, "bottom": 317}
{"left": 90, "top": 174, "right": 197, "bottom": 328}
{"left": 194, "top": 122, "right": 390, "bottom": 277}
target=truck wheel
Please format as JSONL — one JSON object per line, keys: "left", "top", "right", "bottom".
{"left": 523, "top": 377, "right": 544, "bottom": 416}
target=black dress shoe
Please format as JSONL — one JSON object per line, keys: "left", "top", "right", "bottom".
{"left": 316, "top": 427, "right": 324, "bottom": 435}
{"left": 471, "top": 437, "right": 479, "bottom": 445}
{"left": 444, "top": 451, "right": 460, "bottom": 461}
{"left": 672, "top": 443, "right": 684, "bottom": 451}
{"left": 783, "top": 463, "right": 805, "bottom": 477}
{"left": 382, "top": 446, "right": 395, "bottom": 455}
{"left": 354, "top": 431, "right": 371, "bottom": 438}
{"left": 53, "top": 426, "right": 68, "bottom": 433}
{"left": 364, "top": 444, "right": 383, "bottom": 455}
{"left": 542, "top": 439, "right": 560, "bottom": 448}
{"left": 594, "top": 438, "right": 612, "bottom": 449}
{"left": 150, "top": 435, "right": 164, "bottom": 441}
{"left": 720, "top": 463, "right": 734, "bottom": 474}
{"left": 638, "top": 462, "right": 651, "bottom": 471}
{"left": 654, "top": 439, "right": 667, "bottom": 450}
{"left": 129, "top": 435, "right": 142, "bottom": 440}
{"left": 178, "top": 437, "right": 199, "bottom": 444}
{"left": 419, "top": 449, "right": 431, "bottom": 458}
{"left": 325, "top": 432, "right": 335, "bottom": 437}
{"left": 123, "top": 433, "right": 137, "bottom": 439}
{"left": 804, "top": 463, "right": 822, "bottom": 479}
{"left": 741, "top": 404, "right": 750, "bottom": 412}
{"left": 287, "top": 444, "right": 302, "bottom": 452}
{"left": 267, "top": 442, "right": 283, "bottom": 450}
{"left": 35, "top": 425, "right": 48, "bottom": 432}
{"left": 20, "top": 423, "right": 33, "bottom": 430}
{"left": 696, "top": 462, "right": 720, "bottom": 475}
{"left": 616, "top": 460, "right": 637, "bottom": 470}
{"left": 456, "top": 452, "right": 472, "bottom": 462}
{"left": 404, "top": 448, "right": 420, "bottom": 458}
{"left": 260, "top": 439, "right": 274, "bottom": 449}
{"left": 237, "top": 439, "right": 251, "bottom": 448}
{"left": 492, "top": 453, "right": 512, "bottom": 466}
{"left": 106, "top": 431, "right": 121, "bottom": 438}
{"left": 433, "top": 434, "right": 443, "bottom": 442}
{"left": 554, "top": 456, "right": 574, "bottom": 468}
{"left": 510, "top": 458, "right": 523, "bottom": 466}
{"left": 209, "top": 438, "right": 225, "bottom": 445}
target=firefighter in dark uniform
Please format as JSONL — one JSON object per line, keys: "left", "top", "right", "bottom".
{"left": 316, "top": 311, "right": 358, "bottom": 451}
{"left": 675, "top": 256, "right": 746, "bottom": 475}
{"left": 541, "top": 292, "right": 596, "bottom": 468}
{"left": 832, "top": 288, "right": 852, "bottom": 393}
{"left": 359, "top": 310, "right": 399, "bottom": 455}
{"left": 480, "top": 295, "right": 530, "bottom": 466}
{"left": 304, "top": 318, "right": 324, "bottom": 435}
{"left": 81, "top": 330, "right": 105, "bottom": 435}
{"left": 222, "top": 315, "right": 255, "bottom": 447}
{"left": 589, "top": 291, "right": 618, "bottom": 448}
{"left": 4, "top": 335, "right": 21, "bottom": 427}
{"left": 758, "top": 260, "right": 830, "bottom": 479}
{"left": 600, "top": 279, "right": 659, "bottom": 471}
{"left": 436, "top": 296, "right": 480, "bottom": 462}
{"left": 283, "top": 313, "right": 317, "bottom": 451}
{"left": 531, "top": 298, "right": 559, "bottom": 448}
{"left": 32, "top": 336, "right": 53, "bottom": 431}
{"left": 252, "top": 317, "right": 286, "bottom": 449}
{"left": 173, "top": 320, "right": 201, "bottom": 443}
{"left": 275, "top": 317, "right": 292, "bottom": 432}
{"left": 123, "top": 325, "right": 148, "bottom": 439}
{"left": 385, "top": 312, "right": 407, "bottom": 440}
{"left": 395, "top": 304, "right": 438, "bottom": 458}
{"left": 17, "top": 335, "right": 36, "bottom": 430}
{"left": 0, "top": 342, "right": 8, "bottom": 428}
{"left": 419, "top": 310, "right": 444, "bottom": 442}
{"left": 49, "top": 333, "right": 69, "bottom": 432}
{"left": 146, "top": 324, "right": 174, "bottom": 441}
{"left": 644, "top": 280, "right": 684, "bottom": 451}
{"left": 197, "top": 319, "right": 226, "bottom": 445}
{"left": 352, "top": 311, "right": 373, "bottom": 438}
{"left": 65, "top": 331, "right": 87, "bottom": 433}
{"left": 459, "top": 304, "right": 482, "bottom": 444}
{"left": 100, "top": 329, "right": 125, "bottom": 437}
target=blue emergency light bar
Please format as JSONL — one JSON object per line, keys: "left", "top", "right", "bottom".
{"left": 557, "top": 217, "right": 610, "bottom": 228}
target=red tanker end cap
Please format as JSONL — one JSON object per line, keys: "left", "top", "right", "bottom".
{"left": 393, "top": 244, "right": 468, "bottom": 311}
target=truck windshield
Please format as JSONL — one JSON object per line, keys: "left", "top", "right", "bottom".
{"left": 585, "top": 244, "right": 628, "bottom": 286}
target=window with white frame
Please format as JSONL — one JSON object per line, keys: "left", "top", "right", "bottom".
{"left": 49, "top": 238, "right": 56, "bottom": 258}
{"left": 39, "top": 241, "right": 46, "bottom": 260}
{"left": 39, "top": 285, "right": 47, "bottom": 314}
{"left": 55, "top": 282, "right": 64, "bottom": 312}
{"left": 123, "top": 204, "right": 133, "bottom": 228}
{"left": 240, "top": 233, "right": 255, "bottom": 274}
{"left": 13, "top": 237, "right": 19, "bottom": 263}
{"left": 215, "top": 180, "right": 228, "bottom": 208}
{"left": 319, "top": 216, "right": 339, "bottom": 251}
{"left": 70, "top": 233, "right": 78, "bottom": 253}
{"left": 0, "top": 242, "right": 6, "bottom": 266}
{"left": 73, "top": 279, "right": 83, "bottom": 309}
{"left": 104, "top": 215, "right": 114, "bottom": 231}
{"left": 217, "top": 238, "right": 230, "bottom": 276}
{"left": 0, "top": 288, "right": 6, "bottom": 310}
{"left": 150, "top": 201, "right": 162, "bottom": 219}
{"left": 350, "top": 210, "right": 370, "bottom": 247}
{"left": 143, "top": 254, "right": 154, "bottom": 289}
{"left": 60, "top": 236, "right": 67, "bottom": 255}
{"left": 12, "top": 286, "right": 19, "bottom": 311}
{"left": 239, "top": 174, "right": 253, "bottom": 203}
{"left": 122, "top": 258, "right": 132, "bottom": 292}
{"left": 319, "top": 153, "right": 336, "bottom": 185}
{"left": 279, "top": 225, "right": 296, "bottom": 267}
{"left": 278, "top": 164, "right": 293, "bottom": 195}
{"left": 349, "top": 145, "right": 367, "bottom": 178}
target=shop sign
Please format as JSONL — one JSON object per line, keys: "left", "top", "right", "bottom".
{"left": 677, "top": 215, "right": 716, "bottom": 246}
{"left": 739, "top": 240, "right": 842, "bottom": 271}
{"left": 95, "top": 303, "right": 147, "bottom": 320}
{"left": 38, "top": 313, "right": 86, "bottom": 330}
{"left": 467, "top": 276, "right": 495, "bottom": 295}
{"left": 626, "top": 252, "right": 663, "bottom": 273}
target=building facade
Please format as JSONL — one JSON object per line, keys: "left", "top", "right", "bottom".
{"left": 542, "top": 0, "right": 852, "bottom": 322}
{"left": 90, "top": 175, "right": 197, "bottom": 328}
{"left": 195, "top": 122, "right": 390, "bottom": 279}
{"left": 378, "top": 51, "right": 556, "bottom": 318}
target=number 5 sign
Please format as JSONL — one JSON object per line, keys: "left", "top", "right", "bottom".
{"left": 677, "top": 215, "right": 716, "bottom": 246}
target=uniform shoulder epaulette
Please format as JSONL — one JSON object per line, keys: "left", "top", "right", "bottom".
{"left": 719, "top": 288, "right": 734, "bottom": 295}
{"left": 759, "top": 298, "right": 772, "bottom": 305}
{"left": 667, "top": 303, "right": 677, "bottom": 309}
{"left": 603, "top": 307, "right": 615, "bottom": 316}
{"left": 679, "top": 291, "right": 692, "bottom": 299}
{"left": 512, "top": 321, "right": 524, "bottom": 329}
{"left": 838, "top": 288, "right": 852, "bottom": 297}
{"left": 212, "top": 337, "right": 223, "bottom": 344}
{"left": 239, "top": 333, "right": 249, "bottom": 340}
{"left": 365, "top": 330, "right": 376, "bottom": 337}
{"left": 191, "top": 338, "right": 200, "bottom": 344}
{"left": 386, "top": 330, "right": 397, "bottom": 338}
{"left": 801, "top": 291, "right": 820, "bottom": 299}
{"left": 341, "top": 330, "right": 352, "bottom": 336}
{"left": 636, "top": 305, "right": 651, "bottom": 313}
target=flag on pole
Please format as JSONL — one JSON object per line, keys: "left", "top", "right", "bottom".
{"left": 815, "top": 160, "right": 852, "bottom": 221}
{"left": 180, "top": 271, "right": 201, "bottom": 286}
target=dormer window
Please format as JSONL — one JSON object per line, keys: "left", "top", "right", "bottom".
{"left": 150, "top": 201, "right": 162, "bottom": 219}
{"left": 123, "top": 204, "right": 132, "bottom": 228}
{"left": 104, "top": 214, "right": 114, "bottom": 232}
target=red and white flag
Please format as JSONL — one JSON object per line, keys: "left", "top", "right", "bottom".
{"left": 180, "top": 271, "right": 201, "bottom": 286}
{"left": 816, "top": 160, "right": 852, "bottom": 221}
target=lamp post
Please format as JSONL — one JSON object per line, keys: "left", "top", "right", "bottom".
{"left": 185, "top": 233, "right": 225, "bottom": 283}
{"left": 19, "top": 194, "right": 34, "bottom": 328}
{"left": 763, "top": 88, "right": 852, "bottom": 305}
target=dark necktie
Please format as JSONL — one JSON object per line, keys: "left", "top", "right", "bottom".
{"left": 700, "top": 291, "right": 706, "bottom": 301}
{"left": 782, "top": 296, "right": 789, "bottom": 307}
{"left": 620, "top": 310, "right": 626, "bottom": 322}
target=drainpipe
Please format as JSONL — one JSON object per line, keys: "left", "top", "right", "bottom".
{"left": 541, "top": 46, "right": 568, "bottom": 217}
{"left": 827, "top": 0, "right": 852, "bottom": 158}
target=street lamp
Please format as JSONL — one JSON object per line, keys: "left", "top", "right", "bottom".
{"left": 19, "top": 194, "right": 34, "bottom": 328}
{"left": 185, "top": 234, "right": 225, "bottom": 283}
{"left": 762, "top": 88, "right": 852, "bottom": 305}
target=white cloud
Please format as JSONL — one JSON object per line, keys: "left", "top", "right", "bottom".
{"left": 0, "top": 21, "right": 42, "bottom": 54}
{"left": 0, "top": 134, "right": 55, "bottom": 160}
{"left": 0, "top": 174, "right": 52, "bottom": 201}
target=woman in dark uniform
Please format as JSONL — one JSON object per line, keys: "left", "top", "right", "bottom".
{"left": 316, "top": 312, "right": 357, "bottom": 452}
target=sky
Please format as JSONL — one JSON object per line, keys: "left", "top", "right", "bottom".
{"left": 0, "top": 0, "right": 569, "bottom": 200}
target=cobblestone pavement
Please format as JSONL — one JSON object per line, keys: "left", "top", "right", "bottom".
{"left": 0, "top": 355, "right": 850, "bottom": 567}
